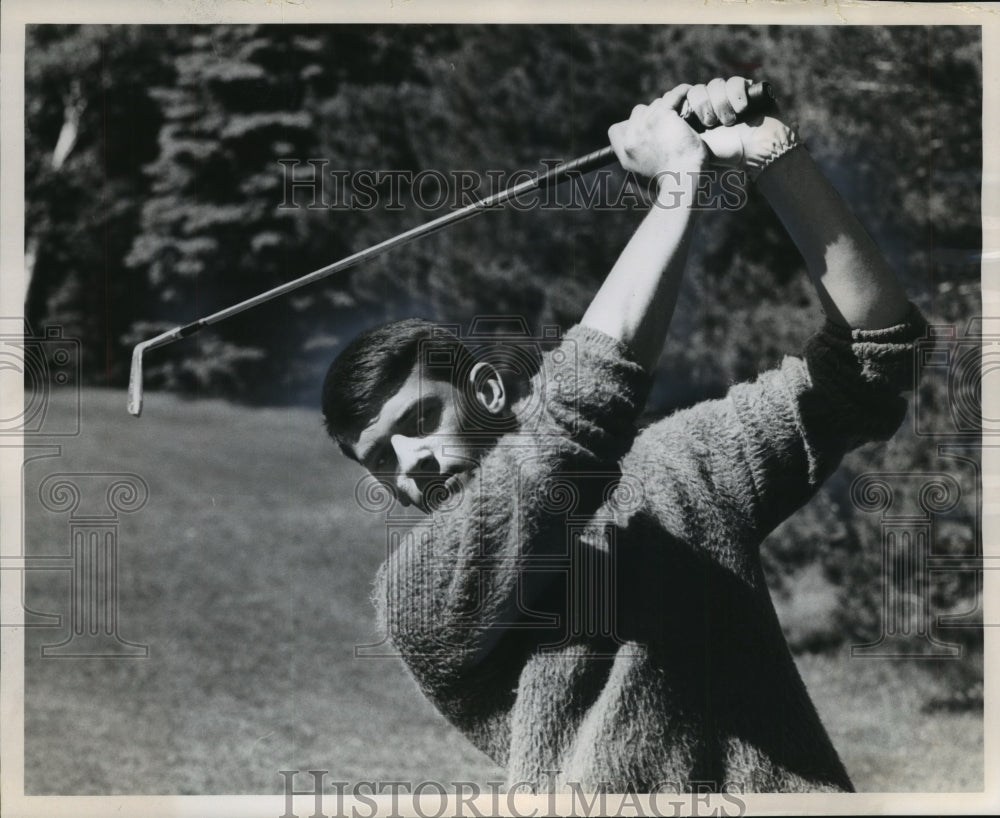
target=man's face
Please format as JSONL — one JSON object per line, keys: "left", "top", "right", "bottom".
{"left": 352, "top": 365, "right": 486, "bottom": 513}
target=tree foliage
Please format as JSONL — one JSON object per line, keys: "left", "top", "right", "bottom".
{"left": 26, "top": 24, "right": 982, "bottom": 402}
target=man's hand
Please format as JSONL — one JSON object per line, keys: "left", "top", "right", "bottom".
{"left": 683, "top": 76, "right": 759, "bottom": 168}
{"left": 609, "top": 77, "right": 789, "bottom": 180}
{"left": 679, "top": 76, "right": 802, "bottom": 178}
{"left": 680, "top": 76, "right": 753, "bottom": 129}
{"left": 607, "top": 85, "right": 708, "bottom": 183}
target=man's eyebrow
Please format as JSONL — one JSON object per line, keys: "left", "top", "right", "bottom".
{"left": 353, "top": 407, "right": 385, "bottom": 466}
{"left": 353, "top": 441, "right": 374, "bottom": 467}
{"left": 356, "top": 397, "right": 422, "bottom": 468}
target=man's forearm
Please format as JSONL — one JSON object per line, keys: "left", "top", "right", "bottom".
{"left": 580, "top": 172, "right": 701, "bottom": 372}
{"left": 584, "top": 85, "right": 715, "bottom": 373}
{"left": 755, "top": 143, "right": 910, "bottom": 330}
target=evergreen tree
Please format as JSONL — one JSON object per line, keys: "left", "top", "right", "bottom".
{"left": 25, "top": 24, "right": 169, "bottom": 382}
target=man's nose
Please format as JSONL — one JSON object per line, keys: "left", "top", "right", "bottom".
{"left": 390, "top": 435, "right": 438, "bottom": 503}
{"left": 391, "top": 434, "right": 435, "bottom": 475}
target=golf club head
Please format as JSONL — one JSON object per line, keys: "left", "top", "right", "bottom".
{"left": 128, "top": 344, "right": 145, "bottom": 416}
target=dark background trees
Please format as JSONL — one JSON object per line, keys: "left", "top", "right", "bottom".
{"left": 26, "top": 24, "right": 982, "bottom": 408}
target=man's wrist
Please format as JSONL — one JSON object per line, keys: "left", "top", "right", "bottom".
{"left": 744, "top": 117, "right": 802, "bottom": 181}
{"left": 652, "top": 160, "right": 705, "bottom": 208}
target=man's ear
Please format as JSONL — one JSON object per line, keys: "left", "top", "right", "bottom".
{"left": 468, "top": 361, "right": 508, "bottom": 416}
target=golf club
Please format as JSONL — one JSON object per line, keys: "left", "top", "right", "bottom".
{"left": 128, "top": 81, "right": 775, "bottom": 416}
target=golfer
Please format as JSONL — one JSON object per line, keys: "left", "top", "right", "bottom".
{"left": 322, "top": 77, "right": 925, "bottom": 793}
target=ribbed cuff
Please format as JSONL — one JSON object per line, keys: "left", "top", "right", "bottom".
{"left": 808, "top": 302, "right": 928, "bottom": 393}
{"left": 563, "top": 323, "right": 644, "bottom": 367}
{"left": 819, "top": 302, "right": 928, "bottom": 345}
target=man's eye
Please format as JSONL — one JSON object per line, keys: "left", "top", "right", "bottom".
{"left": 417, "top": 399, "right": 441, "bottom": 434}
{"left": 400, "top": 407, "right": 420, "bottom": 436}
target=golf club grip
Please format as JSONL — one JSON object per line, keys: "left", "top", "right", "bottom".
{"left": 681, "top": 80, "right": 776, "bottom": 133}
{"left": 544, "top": 81, "right": 776, "bottom": 182}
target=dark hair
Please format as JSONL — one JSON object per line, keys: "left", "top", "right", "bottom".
{"left": 321, "top": 318, "right": 475, "bottom": 459}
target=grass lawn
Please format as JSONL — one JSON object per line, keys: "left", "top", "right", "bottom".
{"left": 20, "top": 388, "right": 983, "bottom": 794}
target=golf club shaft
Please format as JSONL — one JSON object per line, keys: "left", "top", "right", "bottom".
{"left": 150, "top": 146, "right": 616, "bottom": 344}
{"left": 128, "top": 81, "right": 774, "bottom": 415}
{"left": 125, "top": 146, "right": 617, "bottom": 415}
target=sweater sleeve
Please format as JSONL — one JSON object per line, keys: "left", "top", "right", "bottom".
{"left": 626, "top": 303, "right": 928, "bottom": 555}
{"left": 373, "top": 325, "right": 650, "bottom": 705}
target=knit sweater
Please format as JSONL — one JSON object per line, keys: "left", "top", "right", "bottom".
{"left": 372, "top": 305, "right": 927, "bottom": 793}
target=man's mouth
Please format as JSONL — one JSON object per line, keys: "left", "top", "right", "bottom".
{"left": 419, "top": 471, "right": 467, "bottom": 512}
{"left": 443, "top": 472, "right": 464, "bottom": 495}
